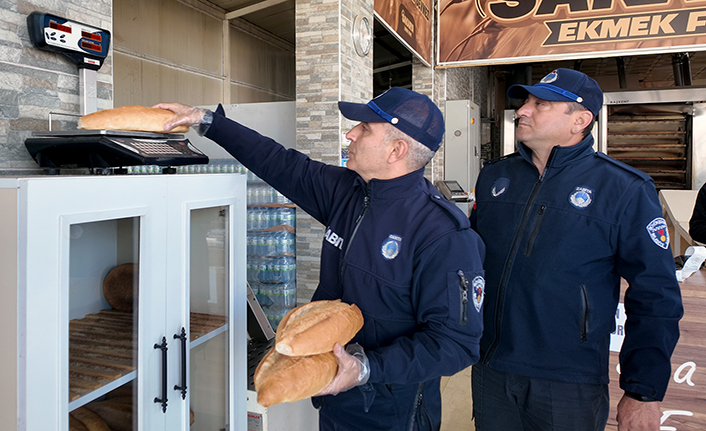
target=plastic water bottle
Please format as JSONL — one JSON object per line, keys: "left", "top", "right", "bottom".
{"left": 274, "top": 231, "right": 285, "bottom": 255}
{"left": 280, "top": 282, "right": 297, "bottom": 307}
{"left": 247, "top": 209, "right": 257, "bottom": 231}
{"left": 282, "top": 232, "right": 295, "bottom": 255}
{"left": 265, "top": 232, "right": 277, "bottom": 256}
{"left": 281, "top": 208, "right": 295, "bottom": 229}
{"left": 258, "top": 258, "right": 272, "bottom": 282}
{"left": 246, "top": 234, "right": 256, "bottom": 256}
{"left": 247, "top": 259, "right": 258, "bottom": 282}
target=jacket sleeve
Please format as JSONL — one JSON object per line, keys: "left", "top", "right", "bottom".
{"left": 365, "top": 228, "right": 486, "bottom": 384}
{"left": 616, "top": 179, "right": 683, "bottom": 400}
{"left": 688, "top": 184, "right": 706, "bottom": 244}
{"left": 204, "top": 105, "right": 354, "bottom": 225}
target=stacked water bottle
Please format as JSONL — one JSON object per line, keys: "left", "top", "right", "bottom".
{"left": 246, "top": 181, "right": 296, "bottom": 330}
{"left": 127, "top": 158, "right": 250, "bottom": 175}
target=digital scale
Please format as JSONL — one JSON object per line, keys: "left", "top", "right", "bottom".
{"left": 25, "top": 130, "right": 209, "bottom": 173}
{"left": 25, "top": 12, "right": 209, "bottom": 174}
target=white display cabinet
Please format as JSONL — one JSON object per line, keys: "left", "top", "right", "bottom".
{"left": 0, "top": 174, "right": 247, "bottom": 431}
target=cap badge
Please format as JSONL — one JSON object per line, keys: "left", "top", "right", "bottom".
{"left": 540, "top": 70, "right": 559, "bottom": 84}
{"left": 391, "top": 118, "right": 399, "bottom": 124}
{"left": 491, "top": 177, "right": 510, "bottom": 198}
{"left": 646, "top": 217, "right": 670, "bottom": 249}
{"left": 569, "top": 186, "right": 594, "bottom": 209}
{"left": 381, "top": 234, "right": 402, "bottom": 260}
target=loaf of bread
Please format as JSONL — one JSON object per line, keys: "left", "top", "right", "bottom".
{"left": 103, "top": 263, "right": 137, "bottom": 312}
{"left": 69, "top": 415, "right": 89, "bottom": 431}
{"left": 69, "top": 407, "right": 111, "bottom": 431}
{"left": 85, "top": 399, "right": 132, "bottom": 431}
{"left": 275, "top": 300, "right": 364, "bottom": 356}
{"left": 78, "top": 105, "right": 189, "bottom": 133}
{"left": 254, "top": 348, "right": 338, "bottom": 407}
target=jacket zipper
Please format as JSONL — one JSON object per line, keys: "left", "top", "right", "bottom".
{"left": 483, "top": 150, "right": 555, "bottom": 365}
{"left": 339, "top": 186, "right": 371, "bottom": 283}
{"left": 580, "top": 285, "right": 589, "bottom": 342}
{"left": 458, "top": 270, "right": 469, "bottom": 326}
{"left": 524, "top": 205, "right": 546, "bottom": 256}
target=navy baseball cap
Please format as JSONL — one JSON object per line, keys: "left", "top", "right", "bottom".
{"left": 507, "top": 68, "right": 603, "bottom": 116}
{"left": 338, "top": 87, "right": 444, "bottom": 151}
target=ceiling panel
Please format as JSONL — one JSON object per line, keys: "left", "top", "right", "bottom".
{"left": 205, "top": 0, "right": 706, "bottom": 90}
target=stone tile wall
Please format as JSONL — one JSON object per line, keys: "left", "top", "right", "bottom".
{"left": 0, "top": 1, "right": 112, "bottom": 169}
{"left": 294, "top": 0, "right": 373, "bottom": 303}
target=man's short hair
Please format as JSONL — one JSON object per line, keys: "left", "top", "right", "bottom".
{"left": 385, "top": 123, "right": 435, "bottom": 171}
{"left": 565, "top": 101, "right": 595, "bottom": 138}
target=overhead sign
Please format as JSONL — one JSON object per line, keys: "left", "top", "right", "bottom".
{"left": 437, "top": 0, "right": 706, "bottom": 67}
{"left": 375, "top": 0, "right": 433, "bottom": 66}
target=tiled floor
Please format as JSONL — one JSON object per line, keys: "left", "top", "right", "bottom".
{"left": 440, "top": 366, "right": 474, "bottom": 431}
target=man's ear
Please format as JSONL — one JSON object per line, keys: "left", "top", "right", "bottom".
{"left": 388, "top": 139, "right": 409, "bottom": 164}
{"left": 573, "top": 111, "right": 594, "bottom": 135}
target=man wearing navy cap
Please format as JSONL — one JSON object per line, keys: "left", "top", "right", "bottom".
{"left": 471, "top": 68, "right": 683, "bottom": 430}
{"left": 158, "top": 88, "right": 485, "bottom": 431}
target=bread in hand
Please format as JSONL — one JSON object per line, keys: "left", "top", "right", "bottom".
{"left": 275, "top": 299, "right": 364, "bottom": 356}
{"left": 78, "top": 105, "right": 189, "bottom": 133}
{"left": 254, "top": 348, "right": 337, "bottom": 407}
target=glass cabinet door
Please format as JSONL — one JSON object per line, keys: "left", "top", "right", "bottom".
{"left": 164, "top": 174, "right": 248, "bottom": 431}
{"left": 20, "top": 176, "right": 169, "bottom": 431}
{"left": 67, "top": 217, "right": 140, "bottom": 431}
{"left": 188, "top": 206, "right": 230, "bottom": 431}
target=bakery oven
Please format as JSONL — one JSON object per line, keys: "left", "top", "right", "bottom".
{"left": 597, "top": 88, "right": 706, "bottom": 190}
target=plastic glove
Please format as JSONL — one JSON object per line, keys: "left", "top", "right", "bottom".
{"left": 151, "top": 102, "right": 207, "bottom": 132}
{"left": 314, "top": 343, "right": 369, "bottom": 396}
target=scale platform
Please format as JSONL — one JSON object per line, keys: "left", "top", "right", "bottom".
{"left": 25, "top": 129, "right": 209, "bottom": 170}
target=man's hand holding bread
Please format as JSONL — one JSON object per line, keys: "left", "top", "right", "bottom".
{"left": 253, "top": 300, "right": 364, "bottom": 407}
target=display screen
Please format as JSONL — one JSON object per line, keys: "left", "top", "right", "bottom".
{"left": 49, "top": 20, "right": 72, "bottom": 34}
{"left": 80, "top": 40, "right": 102, "bottom": 53}
{"left": 81, "top": 31, "right": 102, "bottom": 42}
{"left": 445, "top": 181, "right": 464, "bottom": 193}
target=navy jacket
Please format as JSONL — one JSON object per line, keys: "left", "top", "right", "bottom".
{"left": 206, "top": 106, "right": 485, "bottom": 430}
{"left": 471, "top": 135, "right": 682, "bottom": 401}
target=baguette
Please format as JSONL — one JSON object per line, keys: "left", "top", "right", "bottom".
{"left": 78, "top": 105, "right": 189, "bottom": 133}
{"left": 254, "top": 348, "right": 337, "bottom": 407}
{"left": 275, "top": 300, "right": 364, "bottom": 356}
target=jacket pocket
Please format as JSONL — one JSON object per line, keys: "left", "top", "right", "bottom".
{"left": 580, "top": 284, "right": 589, "bottom": 343}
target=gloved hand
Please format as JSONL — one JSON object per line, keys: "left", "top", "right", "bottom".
{"left": 152, "top": 102, "right": 207, "bottom": 132}
{"left": 315, "top": 343, "right": 370, "bottom": 396}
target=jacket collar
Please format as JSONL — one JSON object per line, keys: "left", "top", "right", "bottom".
{"left": 518, "top": 134, "right": 595, "bottom": 171}
{"left": 354, "top": 168, "right": 427, "bottom": 201}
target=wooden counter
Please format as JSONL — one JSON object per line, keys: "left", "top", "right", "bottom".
{"left": 606, "top": 269, "right": 706, "bottom": 430}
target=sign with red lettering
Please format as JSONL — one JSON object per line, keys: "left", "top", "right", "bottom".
{"left": 437, "top": 0, "right": 706, "bottom": 67}
{"left": 375, "top": 0, "right": 433, "bottom": 66}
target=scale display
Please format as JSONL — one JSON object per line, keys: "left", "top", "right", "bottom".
{"left": 27, "top": 12, "right": 111, "bottom": 70}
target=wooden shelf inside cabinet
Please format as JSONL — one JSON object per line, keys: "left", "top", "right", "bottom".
{"left": 69, "top": 310, "right": 136, "bottom": 404}
{"left": 69, "top": 309, "right": 228, "bottom": 404}
{"left": 190, "top": 312, "right": 227, "bottom": 349}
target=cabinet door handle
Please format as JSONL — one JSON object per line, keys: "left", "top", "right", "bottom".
{"left": 154, "top": 337, "right": 168, "bottom": 412}
{"left": 173, "top": 327, "right": 187, "bottom": 399}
